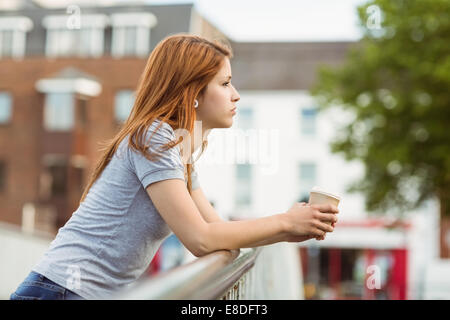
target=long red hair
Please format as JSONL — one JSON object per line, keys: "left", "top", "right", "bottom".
{"left": 80, "top": 33, "right": 233, "bottom": 203}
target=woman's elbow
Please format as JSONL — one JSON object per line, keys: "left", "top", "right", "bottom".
{"left": 187, "top": 226, "right": 213, "bottom": 258}
{"left": 188, "top": 241, "right": 210, "bottom": 258}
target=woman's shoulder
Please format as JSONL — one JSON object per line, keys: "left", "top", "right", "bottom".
{"left": 146, "top": 118, "right": 177, "bottom": 140}
{"left": 123, "top": 119, "right": 175, "bottom": 148}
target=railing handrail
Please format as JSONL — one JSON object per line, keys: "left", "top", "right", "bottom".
{"left": 115, "top": 247, "right": 261, "bottom": 300}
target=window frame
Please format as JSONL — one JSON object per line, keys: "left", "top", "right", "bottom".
{"left": 300, "top": 106, "right": 317, "bottom": 136}
{"left": 43, "top": 92, "right": 75, "bottom": 132}
{"left": 0, "top": 91, "right": 13, "bottom": 125}
{"left": 114, "top": 89, "right": 135, "bottom": 124}
{"left": 42, "top": 14, "right": 108, "bottom": 58}
{"left": 110, "top": 12, "right": 157, "bottom": 58}
{"left": 0, "top": 16, "right": 33, "bottom": 59}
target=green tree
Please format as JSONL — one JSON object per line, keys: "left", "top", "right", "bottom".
{"left": 311, "top": 0, "right": 450, "bottom": 218}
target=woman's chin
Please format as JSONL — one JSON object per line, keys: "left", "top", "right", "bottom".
{"left": 225, "top": 120, "right": 233, "bottom": 128}
{"left": 214, "top": 120, "right": 233, "bottom": 129}
{"left": 226, "top": 116, "right": 235, "bottom": 127}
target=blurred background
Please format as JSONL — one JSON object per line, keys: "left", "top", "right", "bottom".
{"left": 0, "top": 0, "right": 449, "bottom": 300}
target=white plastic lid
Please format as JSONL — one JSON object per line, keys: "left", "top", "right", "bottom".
{"left": 311, "top": 186, "right": 341, "bottom": 200}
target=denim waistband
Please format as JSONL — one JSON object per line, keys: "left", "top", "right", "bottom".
{"left": 14, "top": 271, "right": 85, "bottom": 300}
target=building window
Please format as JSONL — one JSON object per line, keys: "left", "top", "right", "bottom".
{"left": 41, "top": 155, "right": 68, "bottom": 197}
{"left": 43, "top": 92, "right": 74, "bottom": 131}
{"left": 299, "top": 162, "right": 317, "bottom": 202}
{"left": 301, "top": 107, "right": 317, "bottom": 135}
{"left": 114, "top": 90, "right": 135, "bottom": 123}
{"left": 0, "top": 160, "right": 6, "bottom": 192}
{"left": 0, "top": 16, "right": 33, "bottom": 59}
{"left": 235, "top": 164, "right": 252, "bottom": 208}
{"left": 0, "top": 92, "right": 12, "bottom": 124}
{"left": 49, "top": 163, "right": 67, "bottom": 196}
{"left": 0, "top": 30, "right": 13, "bottom": 57}
{"left": 43, "top": 15, "right": 108, "bottom": 58}
{"left": 237, "top": 108, "right": 253, "bottom": 130}
{"left": 111, "top": 13, "right": 157, "bottom": 58}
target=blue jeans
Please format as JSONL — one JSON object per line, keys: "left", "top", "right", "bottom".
{"left": 10, "top": 271, "right": 85, "bottom": 300}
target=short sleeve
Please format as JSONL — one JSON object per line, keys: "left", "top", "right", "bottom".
{"left": 128, "top": 121, "right": 185, "bottom": 189}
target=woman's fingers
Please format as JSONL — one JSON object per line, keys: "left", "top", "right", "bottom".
{"left": 312, "top": 211, "right": 338, "bottom": 241}
{"left": 318, "top": 212, "right": 338, "bottom": 224}
{"left": 315, "top": 233, "right": 326, "bottom": 241}
{"left": 314, "top": 221, "right": 334, "bottom": 233}
{"left": 287, "top": 202, "right": 338, "bottom": 242}
{"left": 311, "top": 219, "right": 335, "bottom": 240}
{"left": 314, "top": 229, "right": 325, "bottom": 238}
{"left": 312, "top": 203, "right": 339, "bottom": 214}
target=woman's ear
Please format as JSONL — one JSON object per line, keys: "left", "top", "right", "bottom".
{"left": 197, "top": 87, "right": 207, "bottom": 105}
{"left": 196, "top": 94, "right": 203, "bottom": 106}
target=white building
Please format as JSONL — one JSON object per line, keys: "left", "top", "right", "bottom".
{"left": 194, "top": 89, "right": 442, "bottom": 300}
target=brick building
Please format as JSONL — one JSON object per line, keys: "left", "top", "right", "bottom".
{"left": 0, "top": 1, "right": 229, "bottom": 233}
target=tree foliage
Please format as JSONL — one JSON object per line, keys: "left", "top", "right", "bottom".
{"left": 311, "top": 0, "right": 450, "bottom": 217}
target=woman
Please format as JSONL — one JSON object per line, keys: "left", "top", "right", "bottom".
{"left": 10, "top": 34, "right": 338, "bottom": 300}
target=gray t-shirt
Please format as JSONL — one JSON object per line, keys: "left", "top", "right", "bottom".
{"left": 32, "top": 119, "right": 200, "bottom": 299}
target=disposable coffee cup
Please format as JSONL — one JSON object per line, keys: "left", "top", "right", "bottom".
{"left": 308, "top": 186, "right": 341, "bottom": 225}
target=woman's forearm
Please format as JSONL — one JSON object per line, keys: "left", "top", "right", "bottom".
{"left": 197, "top": 202, "right": 338, "bottom": 255}
{"left": 201, "top": 213, "right": 289, "bottom": 253}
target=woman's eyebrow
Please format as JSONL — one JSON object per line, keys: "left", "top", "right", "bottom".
{"left": 225, "top": 75, "right": 232, "bottom": 80}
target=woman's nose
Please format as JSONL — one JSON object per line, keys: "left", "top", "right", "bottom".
{"left": 233, "top": 90, "right": 240, "bottom": 102}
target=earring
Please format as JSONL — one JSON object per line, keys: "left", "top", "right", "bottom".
{"left": 194, "top": 99, "right": 198, "bottom": 108}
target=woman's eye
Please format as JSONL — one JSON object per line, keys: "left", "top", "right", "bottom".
{"left": 223, "top": 82, "right": 230, "bottom": 86}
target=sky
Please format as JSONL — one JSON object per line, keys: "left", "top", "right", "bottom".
{"left": 28, "top": 0, "right": 369, "bottom": 42}
{"left": 193, "top": 0, "right": 368, "bottom": 42}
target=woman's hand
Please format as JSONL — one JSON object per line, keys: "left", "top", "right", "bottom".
{"left": 316, "top": 220, "right": 337, "bottom": 241}
{"left": 282, "top": 202, "right": 339, "bottom": 242}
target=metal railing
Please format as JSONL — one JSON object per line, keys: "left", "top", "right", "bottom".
{"left": 116, "top": 248, "right": 261, "bottom": 300}
{"left": 116, "top": 242, "right": 304, "bottom": 300}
